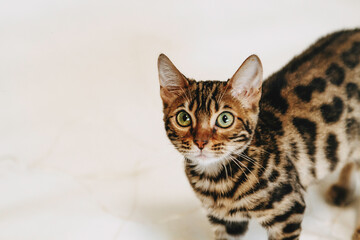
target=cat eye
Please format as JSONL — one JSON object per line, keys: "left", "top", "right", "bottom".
{"left": 216, "top": 112, "right": 234, "bottom": 128}
{"left": 176, "top": 111, "right": 192, "bottom": 127}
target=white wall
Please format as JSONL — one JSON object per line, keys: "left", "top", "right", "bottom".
{"left": 0, "top": 1, "right": 359, "bottom": 239}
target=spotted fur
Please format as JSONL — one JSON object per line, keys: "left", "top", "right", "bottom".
{"left": 158, "top": 29, "right": 360, "bottom": 240}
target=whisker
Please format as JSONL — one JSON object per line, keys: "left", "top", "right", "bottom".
{"left": 247, "top": 145, "right": 272, "bottom": 155}
{"left": 228, "top": 155, "right": 258, "bottom": 184}
{"left": 222, "top": 162, "right": 229, "bottom": 179}
{"left": 228, "top": 160, "right": 233, "bottom": 178}
{"left": 228, "top": 156, "right": 248, "bottom": 180}
{"left": 230, "top": 155, "right": 260, "bottom": 184}
{"left": 238, "top": 153, "right": 267, "bottom": 173}
{"left": 226, "top": 144, "right": 268, "bottom": 173}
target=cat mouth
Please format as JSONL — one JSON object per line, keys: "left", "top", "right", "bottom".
{"left": 188, "top": 150, "right": 223, "bottom": 164}
{"left": 194, "top": 152, "right": 208, "bottom": 160}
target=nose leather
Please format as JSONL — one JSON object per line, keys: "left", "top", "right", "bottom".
{"left": 194, "top": 128, "right": 211, "bottom": 150}
{"left": 194, "top": 139, "right": 208, "bottom": 149}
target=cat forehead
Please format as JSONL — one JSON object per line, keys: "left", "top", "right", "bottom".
{"left": 190, "top": 79, "right": 227, "bottom": 92}
{"left": 186, "top": 80, "right": 229, "bottom": 111}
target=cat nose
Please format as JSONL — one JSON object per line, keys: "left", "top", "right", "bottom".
{"left": 194, "top": 139, "right": 208, "bottom": 150}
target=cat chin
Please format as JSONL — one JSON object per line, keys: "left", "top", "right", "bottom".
{"left": 185, "top": 155, "right": 228, "bottom": 175}
{"left": 186, "top": 153, "right": 226, "bottom": 166}
{"left": 191, "top": 157, "right": 222, "bottom": 165}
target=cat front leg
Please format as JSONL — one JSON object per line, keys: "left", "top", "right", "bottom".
{"left": 266, "top": 221, "right": 302, "bottom": 240}
{"left": 208, "top": 215, "right": 249, "bottom": 240}
{"left": 352, "top": 197, "right": 360, "bottom": 240}
{"left": 259, "top": 199, "right": 305, "bottom": 240}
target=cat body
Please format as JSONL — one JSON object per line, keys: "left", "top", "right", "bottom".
{"left": 158, "top": 29, "right": 360, "bottom": 240}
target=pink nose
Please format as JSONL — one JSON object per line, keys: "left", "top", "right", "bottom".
{"left": 194, "top": 139, "right": 208, "bottom": 150}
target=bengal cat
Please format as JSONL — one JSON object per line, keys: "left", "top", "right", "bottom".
{"left": 158, "top": 29, "right": 360, "bottom": 240}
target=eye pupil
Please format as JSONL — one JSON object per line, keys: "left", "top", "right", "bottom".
{"left": 222, "top": 115, "right": 228, "bottom": 123}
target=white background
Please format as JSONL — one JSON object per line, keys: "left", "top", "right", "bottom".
{"left": 1, "top": 0, "right": 360, "bottom": 239}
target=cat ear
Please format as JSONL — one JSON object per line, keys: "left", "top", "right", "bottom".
{"left": 228, "top": 55, "right": 263, "bottom": 110}
{"left": 158, "top": 54, "right": 189, "bottom": 105}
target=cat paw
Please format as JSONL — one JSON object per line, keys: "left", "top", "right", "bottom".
{"left": 352, "top": 227, "right": 360, "bottom": 240}
{"left": 325, "top": 184, "right": 353, "bottom": 206}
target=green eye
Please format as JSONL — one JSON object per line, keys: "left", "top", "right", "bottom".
{"left": 216, "top": 112, "right": 234, "bottom": 128}
{"left": 176, "top": 111, "right": 191, "bottom": 127}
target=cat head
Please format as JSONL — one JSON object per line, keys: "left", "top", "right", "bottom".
{"left": 158, "top": 54, "right": 263, "bottom": 166}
